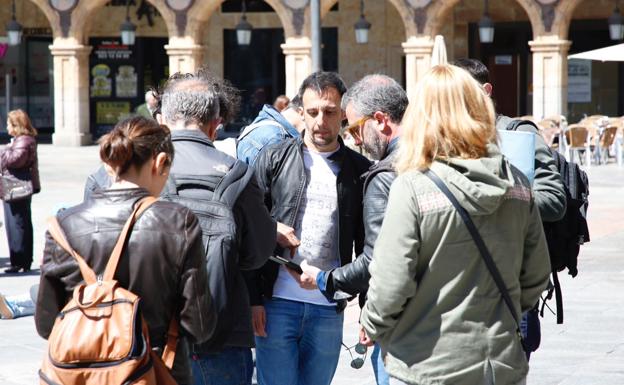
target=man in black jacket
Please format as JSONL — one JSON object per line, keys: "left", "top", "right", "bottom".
{"left": 157, "top": 71, "right": 276, "bottom": 385}
{"left": 249, "top": 71, "right": 371, "bottom": 385}
{"left": 299, "top": 74, "right": 408, "bottom": 385}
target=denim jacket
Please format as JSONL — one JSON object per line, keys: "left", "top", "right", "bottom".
{"left": 236, "top": 104, "right": 300, "bottom": 165}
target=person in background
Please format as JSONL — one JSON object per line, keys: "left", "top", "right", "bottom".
{"left": 36, "top": 116, "right": 214, "bottom": 384}
{"left": 0, "top": 284, "right": 38, "bottom": 319}
{"left": 360, "top": 65, "right": 551, "bottom": 385}
{"left": 273, "top": 95, "right": 290, "bottom": 112}
{"left": 454, "top": 58, "right": 566, "bottom": 358}
{"left": 135, "top": 89, "right": 159, "bottom": 119}
{"left": 250, "top": 71, "right": 371, "bottom": 385}
{"left": 237, "top": 94, "right": 305, "bottom": 166}
{"left": 299, "top": 74, "right": 408, "bottom": 385}
{"left": 1, "top": 109, "right": 40, "bottom": 274}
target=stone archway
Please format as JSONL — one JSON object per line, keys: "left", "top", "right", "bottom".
{"left": 68, "top": 0, "right": 177, "bottom": 45}
{"left": 186, "top": 0, "right": 295, "bottom": 42}
{"left": 423, "top": 0, "right": 543, "bottom": 38}
{"left": 551, "top": 0, "right": 584, "bottom": 39}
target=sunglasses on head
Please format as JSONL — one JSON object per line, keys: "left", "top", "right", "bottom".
{"left": 342, "top": 342, "right": 368, "bottom": 369}
{"left": 342, "top": 116, "right": 372, "bottom": 142}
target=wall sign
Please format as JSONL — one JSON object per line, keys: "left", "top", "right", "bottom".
{"left": 568, "top": 59, "right": 592, "bottom": 103}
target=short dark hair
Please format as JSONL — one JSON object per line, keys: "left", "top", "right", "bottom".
{"left": 453, "top": 58, "right": 490, "bottom": 85}
{"left": 298, "top": 71, "right": 347, "bottom": 99}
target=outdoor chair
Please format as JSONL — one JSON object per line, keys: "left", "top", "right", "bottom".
{"left": 538, "top": 118, "right": 561, "bottom": 149}
{"left": 565, "top": 124, "right": 592, "bottom": 166}
{"left": 594, "top": 125, "right": 618, "bottom": 164}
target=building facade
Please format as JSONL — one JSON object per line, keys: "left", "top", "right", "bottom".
{"left": 0, "top": 0, "right": 618, "bottom": 145}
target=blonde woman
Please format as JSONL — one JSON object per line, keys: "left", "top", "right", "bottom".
{"left": 1, "top": 109, "right": 40, "bottom": 273}
{"left": 359, "top": 65, "right": 550, "bottom": 385}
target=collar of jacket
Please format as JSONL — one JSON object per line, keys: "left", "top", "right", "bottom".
{"left": 295, "top": 131, "right": 348, "bottom": 166}
{"left": 254, "top": 104, "right": 300, "bottom": 138}
{"left": 171, "top": 129, "right": 215, "bottom": 147}
{"left": 90, "top": 187, "right": 150, "bottom": 205}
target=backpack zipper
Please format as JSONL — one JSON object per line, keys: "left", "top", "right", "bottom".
{"left": 57, "top": 299, "right": 133, "bottom": 319}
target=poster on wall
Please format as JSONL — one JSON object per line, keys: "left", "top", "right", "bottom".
{"left": 89, "top": 38, "right": 138, "bottom": 137}
{"left": 116, "top": 65, "right": 138, "bottom": 98}
{"left": 96, "top": 101, "right": 131, "bottom": 125}
{"left": 568, "top": 59, "right": 592, "bottom": 103}
{"left": 91, "top": 64, "right": 112, "bottom": 97}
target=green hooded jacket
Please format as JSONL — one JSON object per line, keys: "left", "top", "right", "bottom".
{"left": 360, "top": 145, "right": 550, "bottom": 385}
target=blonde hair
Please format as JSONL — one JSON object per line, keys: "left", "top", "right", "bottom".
{"left": 7, "top": 109, "right": 38, "bottom": 137}
{"left": 396, "top": 64, "right": 497, "bottom": 173}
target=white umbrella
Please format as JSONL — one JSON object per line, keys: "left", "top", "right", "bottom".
{"left": 568, "top": 43, "right": 624, "bottom": 62}
{"left": 431, "top": 35, "right": 448, "bottom": 66}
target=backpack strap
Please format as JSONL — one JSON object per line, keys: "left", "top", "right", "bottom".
{"left": 423, "top": 170, "right": 525, "bottom": 341}
{"left": 213, "top": 160, "right": 254, "bottom": 207}
{"left": 161, "top": 319, "right": 179, "bottom": 369}
{"left": 47, "top": 218, "right": 98, "bottom": 285}
{"left": 102, "top": 197, "right": 158, "bottom": 281}
{"left": 506, "top": 119, "right": 540, "bottom": 133}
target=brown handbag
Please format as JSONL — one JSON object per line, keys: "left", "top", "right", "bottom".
{"left": 40, "top": 197, "right": 179, "bottom": 385}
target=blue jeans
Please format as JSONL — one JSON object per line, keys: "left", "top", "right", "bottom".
{"left": 255, "top": 298, "right": 344, "bottom": 385}
{"left": 190, "top": 347, "right": 253, "bottom": 385}
{"left": 371, "top": 344, "right": 390, "bottom": 385}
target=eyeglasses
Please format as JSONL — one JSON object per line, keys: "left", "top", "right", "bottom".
{"left": 343, "top": 116, "right": 371, "bottom": 142}
{"left": 342, "top": 342, "right": 368, "bottom": 369}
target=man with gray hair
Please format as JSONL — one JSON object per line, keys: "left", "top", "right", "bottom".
{"left": 159, "top": 71, "right": 276, "bottom": 385}
{"left": 299, "top": 74, "right": 408, "bottom": 385}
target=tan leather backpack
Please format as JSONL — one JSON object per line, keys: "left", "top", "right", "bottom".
{"left": 39, "top": 197, "right": 179, "bottom": 385}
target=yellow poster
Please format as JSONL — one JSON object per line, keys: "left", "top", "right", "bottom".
{"left": 96, "top": 101, "right": 131, "bottom": 125}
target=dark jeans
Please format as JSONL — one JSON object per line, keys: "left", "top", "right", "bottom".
{"left": 3, "top": 197, "right": 33, "bottom": 269}
{"left": 190, "top": 347, "right": 253, "bottom": 385}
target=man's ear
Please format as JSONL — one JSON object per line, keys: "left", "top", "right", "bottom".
{"left": 483, "top": 82, "right": 493, "bottom": 97}
{"left": 373, "top": 111, "right": 388, "bottom": 131}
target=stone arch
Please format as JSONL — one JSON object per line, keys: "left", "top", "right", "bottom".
{"left": 185, "top": 0, "right": 295, "bottom": 43}
{"left": 424, "top": 0, "right": 544, "bottom": 39}
{"left": 551, "top": 0, "right": 584, "bottom": 39}
{"left": 67, "top": 0, "right": 177, "bottom": 45}
{"left": 26, "top": 0, "right": 62, "bottom": 39}
{"left": 320, "top": 0, "right": 417, "bottom": 38}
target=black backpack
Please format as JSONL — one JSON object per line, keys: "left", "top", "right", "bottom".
{"left": 161, "top": 145, "right": 254, "bottom": 351}
{"left": 507, "top": 119, "right": 590, "bottom": 323}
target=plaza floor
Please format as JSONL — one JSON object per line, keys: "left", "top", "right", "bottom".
{"left": 1, "top": 144, "right": 623, "bottom": 384}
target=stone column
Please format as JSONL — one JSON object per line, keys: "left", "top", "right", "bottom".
{"left": 281, "top": 38, "right": 312, "bottom": 98}
{"left": 49, "top": 44, "right": 93, "bottom": 146}
{"left": 529, "top": 38, "right": 572, "bottom": 120}
{"left": 402, "top": 37, "right": 434, "bottom": 97}
{"left": 165, "top": 41, "right": 206, "bottom": 75}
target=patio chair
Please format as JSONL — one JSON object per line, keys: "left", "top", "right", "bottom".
{"left": 595, "top": 125, "right": 618, "bottom": 164}
{"left": 538, "top": 118, "right": 561, "bottom": 149}
{"left": 565, "top": 124, "right": 592, "bottom": 166}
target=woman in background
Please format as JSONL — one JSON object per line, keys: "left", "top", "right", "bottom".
{"left": 1, "top": 109, "right": 40, "bottom": 273}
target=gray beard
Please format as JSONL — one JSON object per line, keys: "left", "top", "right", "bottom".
{"left": 364, "top": 133, "right": 387, "bottom": 160}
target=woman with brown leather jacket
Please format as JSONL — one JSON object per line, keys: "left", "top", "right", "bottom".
{"left": 1, "top": 109, "right": 40, "bottom": 273}
{"left": 35, "top": 116, "right": 215, "bottom": 384}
